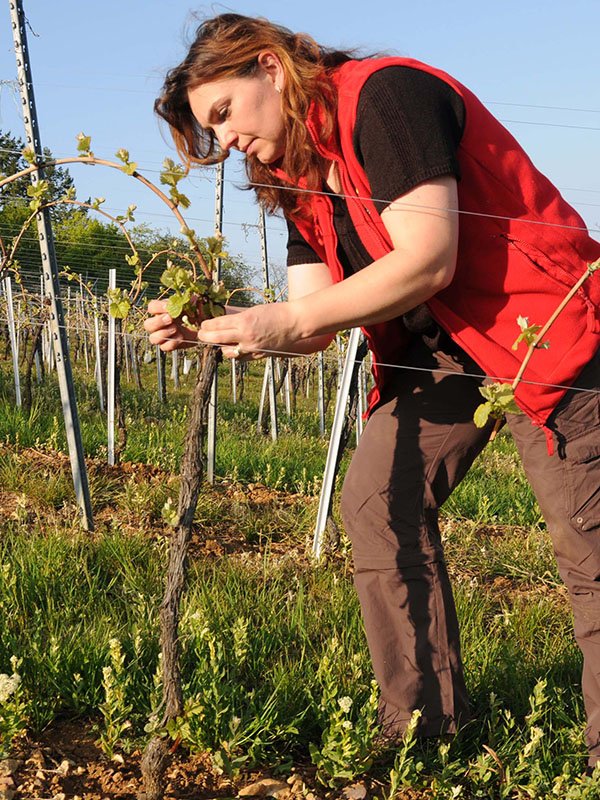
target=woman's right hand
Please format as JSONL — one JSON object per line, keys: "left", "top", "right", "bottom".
{"left": 143, "top": 299, "right": 200, "bottom": 351}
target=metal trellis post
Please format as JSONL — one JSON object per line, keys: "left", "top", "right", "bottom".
{"left": 93, "top": 298, "right": 105, "bottom": 412}
{"left": 207, "top": 160, "right": 224, "bottom": 484}
{"left": 156, "top": 345, "right": 165, "bottom": 402}
{"left": 3, "top": 276, "right": 21, "bottom": 407}
{"left": 259, "top": 206, "right": 278, "bottom": 441}
{"left": 312, "top": 326, "right": 361, "bottom": 559}
{"left": 317, "top": 351, "right": 325, "bottom": 437}
{"left": 107, "top": 269, "right": 116, "bottom": 466}
{"left": 9, "top": 0, "right": 93, "bottom": 529}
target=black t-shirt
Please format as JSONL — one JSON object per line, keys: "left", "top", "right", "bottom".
{"left": 286, "top": 65, "right": 465, "bottom": 275}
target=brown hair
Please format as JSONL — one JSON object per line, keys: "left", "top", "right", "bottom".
{"left": 154, "top": 13, "right": 354, "bottom": 215}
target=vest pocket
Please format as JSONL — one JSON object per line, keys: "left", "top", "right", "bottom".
{"left": 500, "top": 234, "right": 586, "bottom": 294}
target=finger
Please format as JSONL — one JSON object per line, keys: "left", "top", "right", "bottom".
{"left": 199, "top": 315, "right": 238, "bottom": 332}
{"left": 197, "top": 329, "right": 237, "bottom": 346}
{"left": 148, "top": 325, "right": 177, "bottom": 346}
{"left": 221, "top": 346, "right": 240, "bottom": 360}
{"left": 144, "top": 313, "right": 174, "bottom": 334}
{"left": 147, "top": 299, "right": 169, "bottom": 315}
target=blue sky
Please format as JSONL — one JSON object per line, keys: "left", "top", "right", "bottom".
{"left": 0, "top": 1, "right": 599, "bottom": 287}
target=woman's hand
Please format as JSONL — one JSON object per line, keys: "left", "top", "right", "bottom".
{"left": 144, "top": 299, "right": 200, "bottom": 351}
{"left": 197, "top": 301, "right": 302, "bottom": 360}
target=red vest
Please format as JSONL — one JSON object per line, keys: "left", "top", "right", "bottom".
{"left": 273, "top": 58, "right": 600, "bottom": 430}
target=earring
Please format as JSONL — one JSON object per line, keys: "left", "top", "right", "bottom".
{"left": 275, "top": 84, "right": 282, "bottom": 94}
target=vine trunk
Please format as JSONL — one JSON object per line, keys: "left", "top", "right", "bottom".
{"left": 139, "top": 344, "right": 220, "bottom": 800}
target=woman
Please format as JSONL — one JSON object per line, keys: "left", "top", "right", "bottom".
{"left": 145, "top": 13, "right": 600, "bottom": 766}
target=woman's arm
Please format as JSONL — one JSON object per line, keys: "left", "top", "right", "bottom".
{"left": 284, "top": 261, "right": 336, "bottom": 354}
{"left": 196, "top": 176, "right": 458, "bottom": 356}
{"left": 295, "top": 176, "right": 457, "bottom": 334}
{"left": 144, "top": 257, "right": 335, "bottom": 356}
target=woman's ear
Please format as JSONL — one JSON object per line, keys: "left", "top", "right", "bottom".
{"left": 257, "top": 50, "right": 285, "bottom": 89}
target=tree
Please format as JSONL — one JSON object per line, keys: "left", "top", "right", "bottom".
{"left": 0, "top": 130, "right": 75, "bottom": 216}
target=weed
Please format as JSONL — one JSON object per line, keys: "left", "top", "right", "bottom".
{"left": 0, "top": 656, "right": 28, "bottom": 758}
{"left": 309, "top": 637, "right": 380, "bottom": 786}
{"left": 96, "top": 638, "right": 134, "bottom": 759}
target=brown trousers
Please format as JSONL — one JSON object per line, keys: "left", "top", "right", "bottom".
{"left": 340, "top": 338, "right": 600, "bottom": 762}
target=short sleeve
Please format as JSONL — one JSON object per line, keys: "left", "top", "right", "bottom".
{"left": 354, "top": 66, "right": 465, "bottom": 209}
{"left": 286, "top": 217, "right": 323, "bottom": 267}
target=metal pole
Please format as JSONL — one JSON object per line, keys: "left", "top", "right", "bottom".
{"left": 15, "top": 298, "right": 21, "bottom": 356}
{"left": 129, "top": 335, "right": 140, "bottom": 388}
{"left": 356, "top": 361, "right": 365, "bottom": 443}
{"left": 93, "top": 298, "right": 105, "bottom": 412}
{"left": 231, "top": 358, "right": 237, "bottom": 403}
{"left": 257, "top": 359, "right": 270, "bottom": 434}
{"left": 312, "top": 327, "right": 361, "bottom": 559}
{"left": 259, "top": 206, "right": 278, "bottom": 440}
{"left": 123, "top": 328, "right": 130, "bottom": 382}
{"left": 317, "top": 351, "right": 325, "bottom": 437}
{"left": 107, "top": 270, "right": 116, "bottom": 466}
{"left": 284, "top": 360, "right": 291, "bottom": 416}
{"left": 156, "top": 345, "right": 165, "bottom": 402}
{"left": 171, "top": 350, "right": 179, "bottom": 389}
{"left": 207, "top": 161, "right": 224, "bottom": 484}
{"left": 3, "top": 276, "right": 21, "bottom": 407}
{"left": 9, "top": 0, "right": 93, "bottom": 529}
{"left": 79, "top": 288, "right": 89, "bottom": 373}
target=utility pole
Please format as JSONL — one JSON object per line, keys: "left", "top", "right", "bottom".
{"left": 9, "top": 0, "right": 94, "bottom": 529}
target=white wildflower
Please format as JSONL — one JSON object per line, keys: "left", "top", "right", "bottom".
{"left": 0, "top": 672, "right": 21, "bottom": 704}
{"left": 338, "top": 696, "right": 353, "bottom": 714}
{"left": 523, "top": 725, "right": 544, "bottom": 758}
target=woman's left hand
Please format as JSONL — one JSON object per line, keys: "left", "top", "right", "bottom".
{"left": 197, "top": 302, "right": 302, "bottom": 360}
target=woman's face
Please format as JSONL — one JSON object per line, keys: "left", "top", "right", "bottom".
{"left": 188, "top": 59, "right": 286, "bottom": 165}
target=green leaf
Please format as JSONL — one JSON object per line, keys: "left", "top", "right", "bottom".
{"left": 161, "top": 497, "right": 179, "bottom": 527}
{"left": 61, "top": 186, "right": 76, "bottom": 201}
{"left": 588, "top": 257, "right": 600, "bottom": 274}
{"left": 512, "top": 316, "right": 542, "bottom": 350}
{"left": 121, "top": 162, "right": 138, "bottom": 176}
{"left": 107, "top": 288, "right": 131, "bottom": 320}
{"left": 165, "top": 293, "right": 187, "bottom": 320}
{"left": 169, "top": 187, "right": 190, "bottom": 209}
{"left": 476, "top": 382, "right": 521, "bottom": 422}
{"left": 160, "top": 158, "right": 186, "bottom": 188}
{"left": 115, "top": 148, "right": 130, "bottom": 164}
{"left": 109, "top": 298, "right": 131, "bottom": 319}
{"left": 76, "top": 132, "right": 93, "bottom": 157}
{"left": 22, "top": 148, "right": 36, "bottom": 165}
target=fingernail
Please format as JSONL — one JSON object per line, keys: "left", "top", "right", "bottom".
{"left": 162, "top": 314, "right": 171, "bottom": 323}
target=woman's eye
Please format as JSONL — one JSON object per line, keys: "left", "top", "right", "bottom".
{"left": 217, "top": 106, "right": 229, "bottom": 121}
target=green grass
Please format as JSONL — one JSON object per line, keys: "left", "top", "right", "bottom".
{"left": 1, "top": 359, "right": 598, "bottom": 795}
{"left": 0, "top": 515, "right": 592, "bottom": 792}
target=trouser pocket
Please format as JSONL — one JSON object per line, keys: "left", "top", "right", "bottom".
{"left": 564, "top": 439, "right": 600, "bottom": 536}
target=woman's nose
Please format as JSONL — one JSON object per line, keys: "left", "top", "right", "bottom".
{"left": 216, "top": 125, "right": 238, "bottom": 151}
